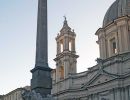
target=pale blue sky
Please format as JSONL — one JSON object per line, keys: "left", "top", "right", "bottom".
{"left": 0, "top": 0, "right": 115, "bottom": 94}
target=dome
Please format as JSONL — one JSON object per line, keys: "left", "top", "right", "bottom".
{"left": 103, "top": 0, "right": 130, "bottom": 27}
{"left": 103, "top": 1, "right": 118, "bottom": 27}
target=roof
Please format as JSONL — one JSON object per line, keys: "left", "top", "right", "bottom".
{"left": 103, "top": 0, "right": 130, "bottom": 27}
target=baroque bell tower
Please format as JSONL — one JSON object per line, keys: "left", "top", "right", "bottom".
{"left": 54, "top": 17, "right": 79, "bottom": 82}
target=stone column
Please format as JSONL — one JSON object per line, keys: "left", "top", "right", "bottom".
{"left": 99, "top": 32, "right": 107, "bottom": 59}
{"left": 122, "top": 25, "right": 129, "bottom": 52}
{"left": 57, "top": 41, "right": 60, "bottom": 54}
{"left": 117, "top": 26, "right": 123, "bottom": 53}
{"left": 63, "top": 37, "right": 66, "bottom": 51}
{"left": 31, "top": 0, "right": 52, "bottom": 98}
{"left": 72, "top": 60, "right": 77, "bottom": 73}
{"left": 65, "top": 36, "right": 69, "bottom": 51}
{"left": 125, "top": 87, "right": 129, "bottom": 100}
{"left": 128, "top": 87, "right": 130, "bottom": 100}
{"left": 63, "top": 37, "right": 69, "bottom": 51}
{"left": 64, "top": 56, "right": 69, "bottom": 78}
{"left": 107, "top": 38, "right": 112, "bottom": 57}
{"left": 115, "top": 88, "right": 121, "bottom": 100}
{"left": 56, "top": 63, "right": 60, "bottom": 82}
{"left": 117, "top": 22, "right": 129, "bottom": 53}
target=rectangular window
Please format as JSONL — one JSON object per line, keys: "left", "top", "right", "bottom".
{"left": 110, "top": 38, "right": 117, "bottom": 55}
{"left": 112, "top": 42, "right": 117, "bottom": 54}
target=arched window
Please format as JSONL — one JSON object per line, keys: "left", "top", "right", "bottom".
{"left": 110, "top": 37, "right": 117, "bottom": 55}
{"left": 69, "top": 41, "right": 72, "bottom": 51}
{"left": 60, "top": 43, "right": 63, "bottom": 52}
{"left": 112, "top": 42, "right": 117, "bottom": 54}
{"left": 60, "top": 40, "right": 64, "bottom": 53}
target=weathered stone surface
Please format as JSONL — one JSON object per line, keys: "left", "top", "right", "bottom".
{"left": 31, "top": 0, "right": 52, "bottom": 98}
{"left": 51, "top": 0, "right": 130, "bottom": 99}
{"left": 22, "top": 90, "right": 54, "bottom": 100}
{"left": 35, "top": 0, "right": 48, "bottom": 67}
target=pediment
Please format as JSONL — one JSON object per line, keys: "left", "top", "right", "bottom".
{"left": 83, "top": 70, "right": 117, "bottom": 88}
{"left": 88, "top": 74, "right": 114, "bottom": 87}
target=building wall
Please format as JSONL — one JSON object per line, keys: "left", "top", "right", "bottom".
{"left": 52, "top": 16, "right": 130, "bottom": 99}
{"left": 96, "top": 16, "right": 130, "bottom": 59}
{"left": 0, "top": 86, "right": 30, "bottom": 100}
{"left": 52, "top": 52, "right": 130, "bottom": 100}
{"left": 2, "top": 88, "right": 24, "bottom": 100}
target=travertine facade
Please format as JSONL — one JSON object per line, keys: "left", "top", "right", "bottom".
{"left": 96, "top": 16, "right": 130, "bottom": 59}
{"left": 51, "top": 0, "right": 130, "bottom": 100}
{"left": 0, "top": 86, "right": 30, "bottom": 100}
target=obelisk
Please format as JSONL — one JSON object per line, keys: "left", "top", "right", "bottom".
{"left": 31, "top": 0, "right": 52, "bottom": 97}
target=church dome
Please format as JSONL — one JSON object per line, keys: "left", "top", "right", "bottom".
{"left": 103, "top": 0, "right": 130, "bottom": 27}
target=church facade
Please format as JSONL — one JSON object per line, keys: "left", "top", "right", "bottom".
{"left": 51, "top": 0, "right": 130, "bottom": 100}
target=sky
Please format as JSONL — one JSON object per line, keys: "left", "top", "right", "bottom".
{"left": 0, "top": 0, "right": 115, "bottom": 94}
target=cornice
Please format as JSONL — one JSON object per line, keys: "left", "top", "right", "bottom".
{"left": 104, "top": 15, "right": 130, "bottom": 29}
{"left": 2, "top": 88, "right": 27, "bottom": 97}
{"left": 54, "top": 51, "right": 79, "bottom": 61}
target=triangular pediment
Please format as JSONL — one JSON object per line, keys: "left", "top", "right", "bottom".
{"left": 88, "top": 74, "right": 114, "bottom": 87}
{"left": 83, "top": 70, "right": 117, "bottom": 88}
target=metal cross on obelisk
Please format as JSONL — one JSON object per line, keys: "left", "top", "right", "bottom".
{"left": 31, "top": 0, "right": 52, "bottom": 98}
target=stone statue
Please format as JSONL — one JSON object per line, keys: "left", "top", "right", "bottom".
{"left": 22, "top": 90, "right": 31, "bottom": 100}
{"left": 22, "top": 90, "right": 55, "bottom": 100}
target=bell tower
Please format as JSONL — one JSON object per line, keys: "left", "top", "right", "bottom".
{"left": 54, "top": 17, "right": 79, "bottom": 82}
